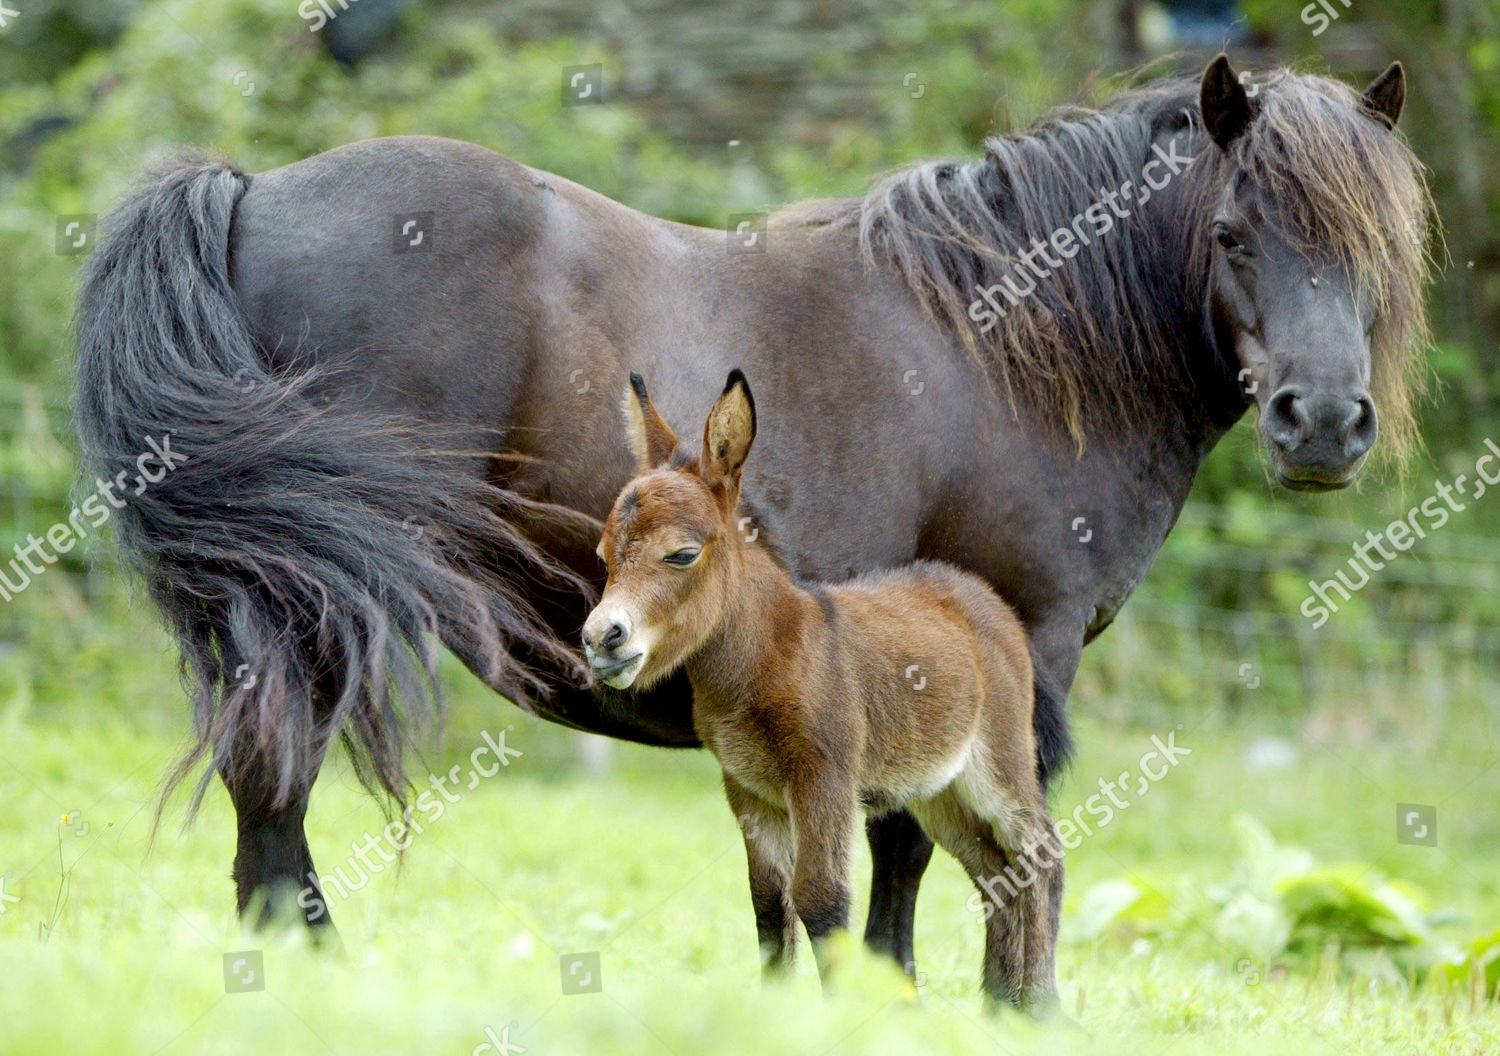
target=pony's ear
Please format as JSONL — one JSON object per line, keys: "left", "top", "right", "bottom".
{"left": 1200, "top": 53, "right": 1253, "bottom": 150}
{"left": 624, "top": 372, "right": 679, "bottom": 471}
{"left": 1361, "top": 61, "right": 1405, "bottom": 129}
{"left": 700, "top": 369, "right": 756, "bottom": 494}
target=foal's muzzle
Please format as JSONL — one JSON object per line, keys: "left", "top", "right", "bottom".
{"left": 1262, "top": 385, "right": 1377, "bottom": 489}
{"left": 582, "top": 610, "right": 645, "bottom": 689}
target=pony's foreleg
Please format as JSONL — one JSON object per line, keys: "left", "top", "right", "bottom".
{"left": 862, "top": 809, "right": 934, "bottom": 977}
{"left": 220, "top": 739, "right": 334, "bottom": 935}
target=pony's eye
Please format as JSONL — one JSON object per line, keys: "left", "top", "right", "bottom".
{"left": 1214, "top": 224, "right": 1245, "bottom": 255}
{"left": 663, "top": 548, "right": 700, "bottom": 568}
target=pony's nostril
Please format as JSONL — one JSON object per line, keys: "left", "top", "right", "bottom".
{"left": 1264, "top": 387, "right": 1309, "bottom": 448}
{"left": 1344, "top": 395, "right": 1378, "bottom": 457}
{"left": 600, "top": 622, "right": 627, "bottom": 650}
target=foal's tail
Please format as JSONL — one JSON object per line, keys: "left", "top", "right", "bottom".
{"left": 74, "top": 158, "right": 593, "bottom": 817}
{"left": 1029, "top": 650, "right": 1073, "bottom": 792}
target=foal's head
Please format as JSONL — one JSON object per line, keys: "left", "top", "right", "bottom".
{"left": 1196, "top": 54, "right": 1429, "bottom": 489}
{"left": 582, "top": 371, "right": 758, "bottom": 691}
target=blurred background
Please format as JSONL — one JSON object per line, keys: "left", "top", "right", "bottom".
{"left": 1, "top": 0, "right": 1499, "bottom": 1026}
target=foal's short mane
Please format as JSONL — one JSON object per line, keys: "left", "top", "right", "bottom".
{"left": 727, "top": 490, "right": 795, "bottom": 576}
{"left": 844, "top": 69, "right": 1433, "bottom": 468}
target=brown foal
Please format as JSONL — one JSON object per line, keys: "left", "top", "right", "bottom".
{"left": 582, "top": 370, "right": 1060, "bottom": 1011}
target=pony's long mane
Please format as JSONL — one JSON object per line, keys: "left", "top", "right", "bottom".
{"left": 848, "top": 68, "right": 1434, "bottom": 468}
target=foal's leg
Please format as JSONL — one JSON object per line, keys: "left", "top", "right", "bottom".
{"left": 723, "top": 774, "right": 797, "bottom": 975}
{"left": 1036, "top": 841, "right": 1065, "bottom": 1008}
{"left": 911, "top": 793, "right": 1059, "bottom": 1012}
{"left": 1019, "top": 814, "right": 1065, "bottom": 1014}
{"left": 982, "top": 818, "right": 1062, "bottom": 1013}
{"left": 220, "top": 734, "right": 335, "bottom": 934}
{"left": 787, "top": 776, "right": 857, "bottom": 987}
{"left": 863, "top": 810, "right": 934, "bottom": 977}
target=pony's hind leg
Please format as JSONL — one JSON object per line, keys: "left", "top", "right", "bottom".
{"left": 219, "top": 728, "right": 335, "bottom": 935}
{"left": 723, "top": 774, "right": 797, "bottom": 975}
{"left": 862, "top": 809, "right": 934, "bottom": 977}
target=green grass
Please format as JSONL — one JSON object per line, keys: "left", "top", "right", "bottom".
{"left": 2, "top": 642, "right": 1498, "bottom": 1056}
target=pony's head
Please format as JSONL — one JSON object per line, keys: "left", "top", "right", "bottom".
{"left": 583, "top": 371, "right": 757, "bottom": 691}
{"left": 1196, "top": 54, "right": 1431, "bottom": 488}
{"left": 857, "top": 55, "right": 1433, "bottom": 485}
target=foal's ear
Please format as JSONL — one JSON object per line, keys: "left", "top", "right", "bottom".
{"left": 1361, "top": 61, "right": 1405, "bottom": 130}
{"left": 624, "top": 372, "right": 679, "bottom": 471}
{"left": 1200, "top": 53, "right": 1253, "bottom": 151}
{"left": 700, "top": 369, "right": 756, "bottom": 492}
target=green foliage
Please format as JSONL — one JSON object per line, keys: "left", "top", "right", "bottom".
{"left": 0, "top": 0, "right": 146, "bottom": 83}
{"left": 1440, "top": 928, "right": 1500, "bottom": 999}
{"left": 1074, "top": 813, "right": 1493, "bottom": 992}
{"left": 1072, "top": 876, "right": 1175, "bottom": 940}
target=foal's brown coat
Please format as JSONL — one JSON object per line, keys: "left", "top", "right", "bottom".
{"left": 583, "top": 371, "right": 1059, "bottom": 1009}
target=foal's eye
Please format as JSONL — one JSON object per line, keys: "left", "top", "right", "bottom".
{"left": 663, "top": 548, "right": 701, "bottom": 568}
{"left": 1214, "top": 224, "right": 1245, "bottom": 256}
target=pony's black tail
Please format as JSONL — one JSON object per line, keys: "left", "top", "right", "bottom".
{"left": 1030, "top": 649, "right": 1073, "bottom": 792}
{"left": 73, "top": 158, "right": 594, "bottom": 816}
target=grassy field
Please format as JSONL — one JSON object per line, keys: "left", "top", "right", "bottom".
{"left": 2, "top": 625, "right": 1498, "bottom": 1056}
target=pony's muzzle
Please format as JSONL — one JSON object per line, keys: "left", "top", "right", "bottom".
{"left": 1263, "top": 385, "right": 1376, "bottom": 487}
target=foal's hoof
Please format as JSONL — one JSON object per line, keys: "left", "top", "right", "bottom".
{"left": 982, "top": 990, "right": 1081, "bottom": 1028}
{"left": 1025, "top": 993, "right": 1088, "bottom": 1035}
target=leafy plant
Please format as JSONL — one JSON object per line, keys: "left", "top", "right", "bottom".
{"left": 1075, "top": 813, "right": 1486, "bottom": 990}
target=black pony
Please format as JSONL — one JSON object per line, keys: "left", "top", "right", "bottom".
{"left": 74, "top": 56, "right": 1430, "bottom": 982}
